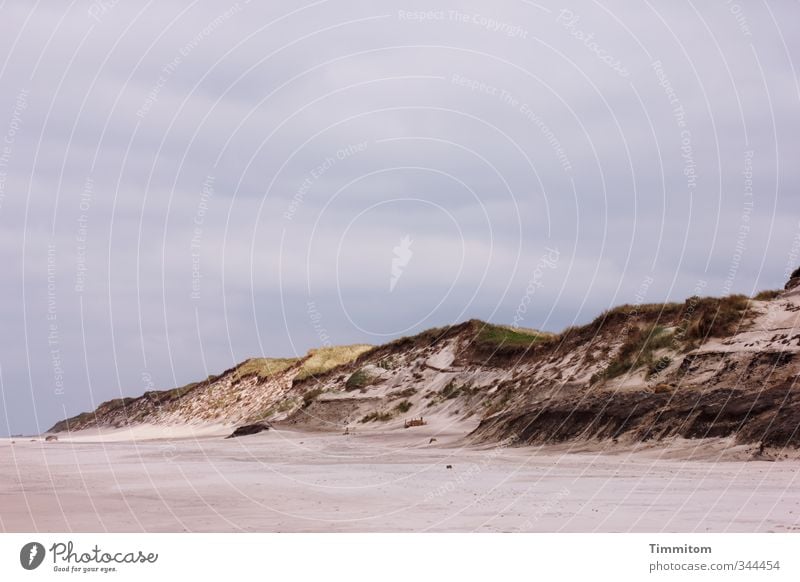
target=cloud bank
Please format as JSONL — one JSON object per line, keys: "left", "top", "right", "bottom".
{"left": 0, "top": 0, "right": 798, "bottom": 435}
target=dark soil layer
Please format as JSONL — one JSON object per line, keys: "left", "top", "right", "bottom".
{"left": 471, "top": 383, "right": 800, "bottom": 448}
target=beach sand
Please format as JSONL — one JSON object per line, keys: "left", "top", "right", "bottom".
{"left": 1, "top": 423, "right": 799, "bottom": 532}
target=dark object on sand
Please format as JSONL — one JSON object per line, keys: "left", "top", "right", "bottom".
{"left": 446, "top": 464, "right": 453, "bottom": 469}
{"left": 225, "top": 423, "right": 270, "bottom": 439}
{"left": 429, "top": 438, "right": 437, "bottom": 444}
{"left": 45, "top": 435, "right": 58, "bottom": 442}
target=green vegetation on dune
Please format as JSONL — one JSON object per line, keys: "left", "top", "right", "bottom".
{"left": 584, "top": 302, "right": 684, "bottom": 335}
{"left": 597, "top": 324, "right": 675, "bottom": 381}
{"left": 344, "top": 367, "right": 378, "bottom": 391}
{"left": 295, "top": 344, "right": 373, "bottom": 381}
{"left": 394, "top": 400, "right": 412, "bottom": 413}
{"left": 593, "top": 294, "right": 752, "bottom": 382}
{"left": 681, "top": 294, "right": 750, "bottom": 343}
{"left": 476, "top": 323, "right": 549, "bottom": 348}
{"left": 231, "top": 345, "right": 373, "bottom": 385}
{"left": 233, "top": 357, "right": 299, "bottom": 381}
{"left": 561, "top": 294, "right": 751, "bottom": 347}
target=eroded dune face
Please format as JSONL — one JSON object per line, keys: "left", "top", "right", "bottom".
{"left": 474, "top": 288, "right": 800, "bottom": 448}
{"left": 50, "top": 285, "right": 800, "bottom": 453}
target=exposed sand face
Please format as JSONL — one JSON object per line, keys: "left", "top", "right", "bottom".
{"left": 2, "top": 426, "right": 799, "bottom": 533}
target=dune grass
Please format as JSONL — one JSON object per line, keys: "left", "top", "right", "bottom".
{"left": 295, "top": 344, "right": 373, "bottom": 381}
{"left": 345, "top": 368, "right": 378, "bottom": 391}
{"left": 360, "top": 410, "right": 394, "bottom": 423}
{"left": 753, "top": 289, "right": 782, "bottom": 301}
{"left": 681, "top": 294, "right": 750, "bottom": 342}
{"left": 600, "top": 324, "right": 675, "bottom": 380}
{"left": 394, "top": 400, "right": 412, "bottom": 413}
{"left": 234, "top": 357, "right": 299, "bottom": 381}
{"left": 476, "top": 323, "right": 550, "bottom": 348}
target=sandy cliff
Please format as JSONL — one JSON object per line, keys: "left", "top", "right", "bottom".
{"left": 50, "top": 284, "right": 800, "bottom": 452}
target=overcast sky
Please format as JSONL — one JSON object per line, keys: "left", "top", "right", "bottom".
{"left": 1, "top": 0, "right": 798, "bottom": 436}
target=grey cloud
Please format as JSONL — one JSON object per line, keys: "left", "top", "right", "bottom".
{"left": 0, "top": 0, "right": 798, "bottom": 436}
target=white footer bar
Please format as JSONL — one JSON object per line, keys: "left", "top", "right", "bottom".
{"left": 1, "top": 534, "right": 796, "bottom": 581}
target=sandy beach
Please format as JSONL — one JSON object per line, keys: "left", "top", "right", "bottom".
{"left": 2, "top": 423, "right": 799, "bottom": 533}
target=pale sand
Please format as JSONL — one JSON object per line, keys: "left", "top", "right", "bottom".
{"left": 2, "top": 424, "right": 799, "bottom": 532}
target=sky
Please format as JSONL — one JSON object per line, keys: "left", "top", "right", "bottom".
{"left": 0, "top": 0, "right": 798, "bottom": 436}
